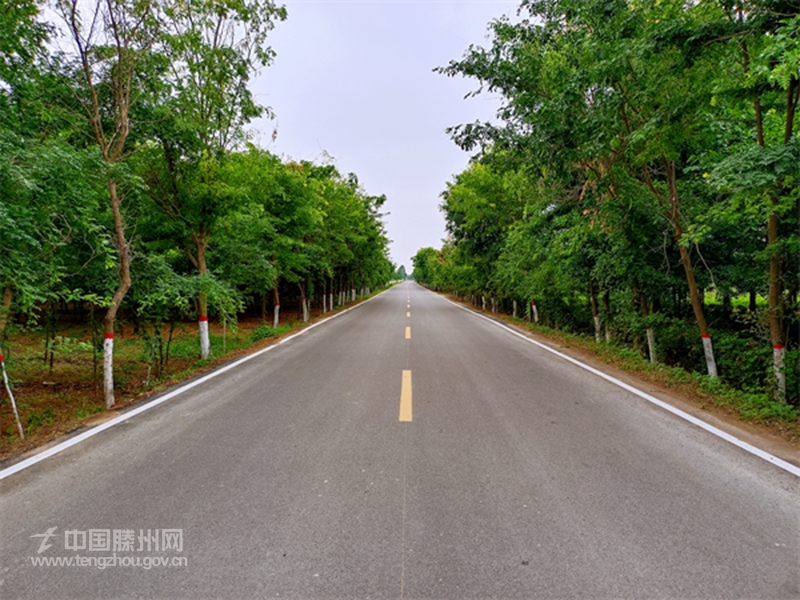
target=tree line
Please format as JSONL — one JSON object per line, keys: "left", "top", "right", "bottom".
{"left": 1, "top": 0, "right": 394, "bottom": 409}
{"left": 415, "top": 0, "right": 799, "bottom": 404}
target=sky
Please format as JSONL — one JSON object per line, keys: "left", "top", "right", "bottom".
{"left": 248, "top": 0, "right": 519, "bottom": 270}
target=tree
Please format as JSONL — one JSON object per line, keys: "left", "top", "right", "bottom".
{"left": 139, "top": 0, "right": 286, "bottom": 358}
{"left": 54, "top": 0, "right": 161, "bottom": 407}
{"left": 438, "top": 0, "right": 734, "bottom": 376}
{"left": 703, "top": 1, "right": 800, "bottom": 399}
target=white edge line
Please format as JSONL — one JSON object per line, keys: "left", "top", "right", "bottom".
{"left": 436, "top": 292, "right": 800, "bottom": 479}
{"left": 0, "top": 289, "right": 390, "bottom": 481}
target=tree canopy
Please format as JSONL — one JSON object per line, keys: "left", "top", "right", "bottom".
{"left": 1, "top": 0, "right": 394, "bottom": 405}
{"left": 420, "top": 0, "right": 799, "bottom": 404}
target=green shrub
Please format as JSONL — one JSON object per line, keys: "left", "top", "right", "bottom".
{"left": 250, "top": 325, "right": 278, "bottom": 342}
{"left": 713, "top": 331, "right": 771, "bottom": 394}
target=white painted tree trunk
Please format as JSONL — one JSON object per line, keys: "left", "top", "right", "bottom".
{"left": 302, "top": 298, "right": 309, "bottom": 322}
{"left": 645, "top": 326, "right": 656, "bottom": 364}
{"left": 351, "top": 289, "right": 356, "bottom": 302}
{"left": 513, "top": 300, "right": 518, "bottom": 318}
{"left": 273, "top": 304, "right": 280, "bottom": 329}
{"left": 1, "top": 354, "right": 24, "bottom": 440}
{"left": 322, "top": 293, "right": 327, "bottom": 313}
{"left": 701, "top": 335, "right": 718, "bottom": 378}
{"left": 481, "top": 295, "right": 486, "bottom": 311}
{"left": 330, "top": 293, "right": 334, "bottom": 310}
{"left": 531, "top": 302, "right": 539, "bottom": 324}
{"left": 104, "top": 335, "right": 115, "bottom": 408}
{"left": 774, "top": 345, "right": 786, "bottom": 402}
{"left": 199, "top": 318, "right": 210, "bottom": 359}
{"left": 594, "top": 315, "right": 601, "bottom": 343}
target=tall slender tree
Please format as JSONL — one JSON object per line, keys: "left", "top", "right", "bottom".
{"left": 55, "top": 0, "right": 160, "bottom": 407}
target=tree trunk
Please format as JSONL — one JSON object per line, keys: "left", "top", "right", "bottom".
{"left": 193, "top": 233, "right": 211, "bottom": 360}
{"left": 531, "top": 300, "right": 539, "bottom": 324}
{"left": 272, "top": 283, "right": 280, "bottom": 328}
{"left": 665, "top": 160, "right": 717, "bottom": 378}
{"left": 602, "top": 289, "right": 611, "bottom": 342}
{"left": 590, "top": 281, "right": 601, "bottom": 343}
{"left": 1, "top": 354, "right": 24, "bottom": 440}
{"left": 103, "top": 179, "right": 133, "bottom": 408}
{"left": 513, "top": 299, "right": 518, "bottom": 319}
{"left": 677, "top": 242, "right": 716, "bottom": 377}
{"left": 767, "top": 210, "right": 786, "bottom": 400}
{"left": 0, "top": 285, "right": 12, "bottom": 343}
{"left": 165, "top": 320, "right": 175, "bottom": 370}
{"left": 299, "top": 282, "right": 309, "bottom": 322}
{"left": 749, "top": 54, "right": 793, "bottom": 400}
{"left": 640, "top": 293, "right": 656, "bottom": 364}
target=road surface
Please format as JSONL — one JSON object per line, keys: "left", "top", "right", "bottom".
{"left": 1, "top": 282, "right": 798, "bottom": 598}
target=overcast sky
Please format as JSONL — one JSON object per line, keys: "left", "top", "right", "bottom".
{"left": 249, "top": 0, "right": 518, "bottom": 270}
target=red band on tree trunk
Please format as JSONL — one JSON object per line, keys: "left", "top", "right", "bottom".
{"left": 773, "top": 344, "right": 785, "bottom": 350}
{"left": 0, "top": 354, "right": 4, "bottom": 362}
{"left": 199, "top": 316, "right": 208, "bottom": 322}
{"left": 701, "top": 334, "right": 711, "bottom": 339}
{"left": 104, "top": 333, "right": 114, "bottom": 339}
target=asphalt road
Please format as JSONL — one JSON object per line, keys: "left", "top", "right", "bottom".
{"left": 1, "top": 282, "right": 798, "bottom": 599}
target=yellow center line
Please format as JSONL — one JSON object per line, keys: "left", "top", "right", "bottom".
{"left": 399, "top": 370, "right": 412, "bottom": 422}
{"left": 405, "top": 326, "right": 411, "bottom": 339}
{"left": 406, "top": 311, "right": 410, "bottom": 318}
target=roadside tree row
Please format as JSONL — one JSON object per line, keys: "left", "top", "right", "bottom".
{"left": 416, "top": 0, "right": 799, "bottom": 404}
{"left": 1, "top": 0, "right": 393, "bottom": 408}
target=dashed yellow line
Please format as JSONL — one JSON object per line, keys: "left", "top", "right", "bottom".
{"left": 399, "top": 370, "right": 412, "bottom": 422}
{"left": 405, "top": 326, "right": 411, "bottom": 339}
{"left": 406, "top": 311, "right": 410, "bottom": 318}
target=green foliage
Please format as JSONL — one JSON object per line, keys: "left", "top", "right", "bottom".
{"left": 250, "top": 325, "right": 280, "bottom": 342}
{"left": 424, "top": 0, "right": 800, "bottom": 407}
